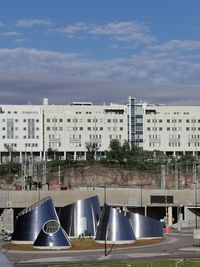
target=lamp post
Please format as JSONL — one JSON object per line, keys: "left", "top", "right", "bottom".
{"left": 193, "top": 182, "right": 198, "bottom": 229}
{"left": 99, "top": 186, "right": 107, "bottom": 256}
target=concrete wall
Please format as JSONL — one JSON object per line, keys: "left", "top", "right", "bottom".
{"left": 0, "top": 187, "right": 197, "bottom": 208}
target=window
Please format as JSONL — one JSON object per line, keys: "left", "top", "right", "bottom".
{"left": 47, "top": 119, "right": 50, "bottom": 122}
{"left": 15, "top": 119, "right": 18, "bottom": 122}
{"left": 59, "top": 119, "right": 63, "bottom": 122}
{"left": 23, "top": 119, "right": 26, "bottom": 122}
{"left": 167, "top": 119, "right": 170, "bottom": 123}
{"left": 36, "top": 119, "right": 39, "bottom": 122}
{"left": 67, "top": 119, "right": 71, "bottom": 122}
{"left": 87, "top": 119, "right": 91, "bottom": 123}
{"left": 80, "top": 127, "right": 83, "bottom": 130}
{"left": 147, "top": 119, "right": 151, "bottom": 123}
{"left": 47, "top": 127, "right": 50, "bottom": 131}
{"left": 23, "top": 127, "right": 26, "bottom": 131}
{"left": 107, "top": 119, "right": 111, "bottom": 123}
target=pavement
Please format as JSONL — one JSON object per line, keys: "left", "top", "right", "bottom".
{"left": 3, "top": 228, "right": 200, "bottom": 266}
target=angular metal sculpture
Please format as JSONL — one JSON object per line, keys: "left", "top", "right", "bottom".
{"left": 33, "top": 220, "right": 71, "bottom": 249}
{"left": 95, "top": 204, "right": 136, "bottom": 244}
{"left": 12, "top": 197, "right": 59, "bottom": 244}
{"left": 59, "top": 195, "right": 101, "bottom": 237}
{"left": 127, "top": 212, "right": 163, "bottom": 240}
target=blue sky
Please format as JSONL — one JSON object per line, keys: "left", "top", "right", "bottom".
{"left": 0, "top": 0, "right": 200, "bottom": 105}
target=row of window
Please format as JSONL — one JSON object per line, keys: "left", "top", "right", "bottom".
{"left": 46, "top": 126, "right": 124, "bottom": 132}
{"left": 2, "top": 127, "right": 39, "bottom": 131}
{"left": 1, "top": 119, "right": 39, "bottom": 123}
{"left": 2, "top": 136, "right": 39, "bottom": 139}
{"left": 147, "top": 127, "right": 200, "bottom": 131}
{"left": 149, "top": 142, "right": 200, "bottom": 147}
{"left": 46, "top": 118, "right": 124, "bottom": 123}
{"left": 2, "top": 143, "right": 38, "bottom": 148}
{"left": 147, "top": 118, "right": 200, "bottom": 123}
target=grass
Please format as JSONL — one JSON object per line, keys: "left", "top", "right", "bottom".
{"left": 3, "top": 238, "right": 163, "bottom": 251}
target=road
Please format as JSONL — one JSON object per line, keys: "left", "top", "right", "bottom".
{"left": 3, "top": 229, "right": 200, "bottom": 267}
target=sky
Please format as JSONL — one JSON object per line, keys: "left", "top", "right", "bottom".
{"left": 1, "top": 0, "right": 200, "bottom": 105}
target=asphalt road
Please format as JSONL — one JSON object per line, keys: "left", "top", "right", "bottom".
{"left": 3, "top": 229, "right": 200, "bottom": 267}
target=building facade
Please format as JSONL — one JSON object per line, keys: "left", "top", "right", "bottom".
{"left": 143, "top": 104, "right": 200, "bottom": 157}
{"left": 1, "top": 97, "right": 200, "bottom": 163}
{"left": 0, "top": 98, "right": 128, "bottom": 163}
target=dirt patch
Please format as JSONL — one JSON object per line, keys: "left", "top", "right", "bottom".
{"left": 3, "top": 238, "right": 164, "bottom": 251}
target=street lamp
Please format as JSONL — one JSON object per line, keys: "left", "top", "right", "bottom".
{"left": 99, "top": 186, "right": 107, "bottom": 256}
{"left": 192, "top": 182, "right": 198, "bottom": 229}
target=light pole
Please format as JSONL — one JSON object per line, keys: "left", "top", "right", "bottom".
{"left": 193, "top": 182, "right": 198, "bottom": 229}
{"left": 99, "top": 186, "right": 107, "bottom": 256}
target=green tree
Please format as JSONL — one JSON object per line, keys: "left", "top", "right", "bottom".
{"left": 47, "top": 148, "right": 59, "bottom": 160}
{"left": 85, "top": 142, "right": 99, "bottom": 163}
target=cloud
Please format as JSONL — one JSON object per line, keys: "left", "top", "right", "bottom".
{"left": 15, "top": 18, "right": 52, "bottom": 27}
{"left": 89, "top": 21, "right": 155, "bottom": 43}
{"left": 58, "top": 21, "right": 155, "bottom": 44}
{"left": 151, "top": 40, "right": 200, "bottom": 52}
{"left": 1, "top": 31, "right": 21, "bottom": 37}
{"left": 0, "top": 22, "right": 4, "bottom": 28}
{"left": 59, "top": 22, "right": 89, "bottom": 34}
{"left": 14, "top": 38, "right": 28, "bottom": 43}
{"left": 0, "top": 47, "right": 200, "bottom": 105}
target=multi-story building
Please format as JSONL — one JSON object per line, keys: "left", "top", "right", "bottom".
{"left": 0, "top": 98, "right": 128, "bottom": 163}
{"left": 143, "top": 104, "right": 200, "bottom": 157}
{"left": 1, "top": 96, "right": 200, "bottom": 163}
{"left": 0, "top": 104, "right": 43, "bottom": 163}
{"left": 43, "top": 99, "right": 128, "bottom": 160}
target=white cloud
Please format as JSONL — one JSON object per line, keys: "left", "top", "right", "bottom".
{"left": 59, "top": 22, "right": 89, "bottom": 34}
{"left": 89, "top": 21, "right": 155, "bottom": 43}
{"left": 1, "top": 31, "right": 21, "bottom": 37}
{"left": 15, "top": 18, "right": 52, "bottom": 27}
{"left": 0, "top": 22, "right": 4, "bottom": 28}
{"left": 0, "top": 47, "right": 200, "bottom": 105}
{"left": 151, "top": 40, "right": 200, "bottom": 52}
{"left": 57, "top": 21, "right": 155, "bottom": 44}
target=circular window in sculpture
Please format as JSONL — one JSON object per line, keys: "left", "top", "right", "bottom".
{"left": 43, "top": 220, "right": 60, "bottom": 234}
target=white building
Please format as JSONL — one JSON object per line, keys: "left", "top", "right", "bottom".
{"left": 0, "top": 98, "right": 128, "bottom": 162}
{"left": 143, "top": 104, "right": 200, "bottom": 157}
{"left": 0, "top": 104, "right": 43, "bottom": 163}
{"left": 1, "top": 97, "right": 200, "bottom": 163}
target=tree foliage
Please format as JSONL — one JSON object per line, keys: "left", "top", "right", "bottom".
{"left": 85, "top": 142, "right": 99, "bottom": 164}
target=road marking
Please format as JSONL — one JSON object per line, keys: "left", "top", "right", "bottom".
{"left": 20, "top": 256, "right": 79, "bottom": 263}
